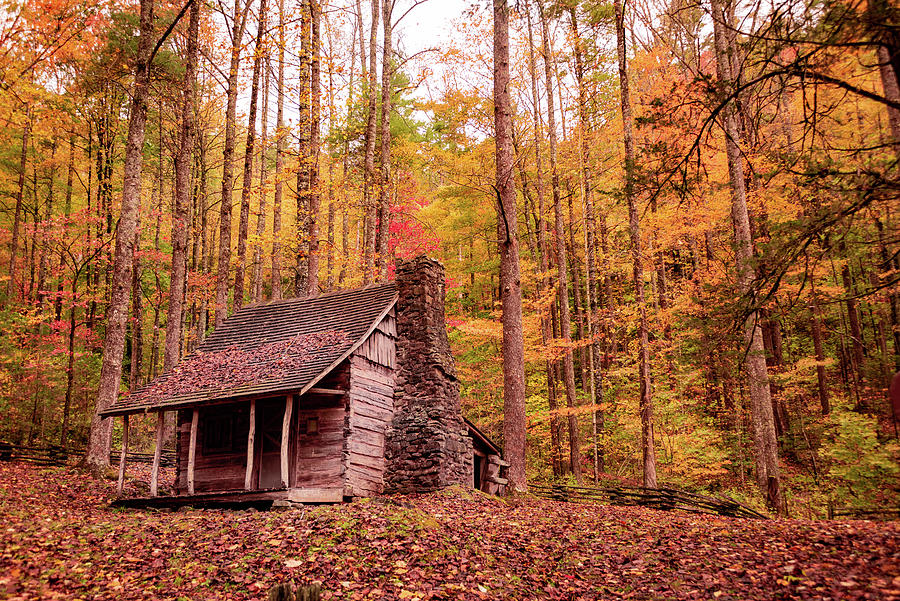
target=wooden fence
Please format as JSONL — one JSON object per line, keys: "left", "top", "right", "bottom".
{"left": 530, "top": 483, "right": 769, "bottom": 520}
{"left": 827, "top": 505, "right": 900, "bottom": 521}
{"left": 0, "top": 441, "right": 176, "bottom": 468}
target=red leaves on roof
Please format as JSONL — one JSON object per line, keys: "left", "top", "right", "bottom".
{"left": 134, "top": 330, "right": 350, "bottom": 403}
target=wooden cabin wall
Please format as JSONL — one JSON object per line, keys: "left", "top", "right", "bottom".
{"left": 290, "top": 364, "right": 349, "bottom": 489}
{"left": 344, "top": 310, "right": 396, "bottom": 496}
{"left": 175, "top": 403, "right": 250, "bottom": 494}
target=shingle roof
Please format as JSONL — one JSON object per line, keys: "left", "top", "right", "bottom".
{"left": 101, "top": 284, "right": 398, "bottom": 416}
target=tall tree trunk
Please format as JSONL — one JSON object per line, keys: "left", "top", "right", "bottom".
{"left": 306, "top": 0, "right": 322, "bottom": 295}
{"left": 55, "top": 134, "right": 76, "bottom": 322}
{"left": 236, "top": 0, "right": 267, "bottom": 309}
{"left": 271, "top": 0, "right": 286, "bottom": 300}
{"left": 60, "top": 278, "right": 79, "bottom": 445}
{"left": 215, "top": 0, "right": 250, "bottom": 325}
{"left": 295, "top": 0, "right": 312, "bottom": 296}
{"left": 253, "top": 54, "right": 271, "bottom": 303}
{"left": 375, "top": 0, "right": 393, "bottom": 281}
{"left": 526, "top": 1, "right": 562, "bottom": 477}
{"left": 164, "top": 0, "right": 200, "bottom": 372}
{"left": 615, "top": 0, "right": 657, "bottom": 488}
{"left": 6, "top": 114, "right": 30, "bottom": 304}
{"left": 711, "top": 0, "right": 784, "bottom": 514}
{"left": 537, "top": 0, "right": 580, "bottom": 482}
{"left": 36, "top": 140, "right": 57, "bottom": 310}
{"left": 810, "top": 278, "right": 830, "bottom": 415}
{"left": 129, "top": 227, "right": 144, "bottom": 388}
{"left": 569, "top": 7, "right": 604, "bottom": 478}
{"left": 841, "top": 262, "right": 865, "bottom": 402}
{"left": 494, "top": 0, "right": 527, "bottom": 492}
{"left": 362, "top": 0, "right": 380, "bottom": 283}
{"left": 85, "top": 0, "right": 155, "bottom": 472}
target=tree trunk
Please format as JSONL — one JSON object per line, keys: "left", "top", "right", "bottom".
{"left": 272, "top": 0, "right": 286, "bottom": 300}
{"left": 129, "top": 227, "right": 144, "bottom": 388}
{"left": 537, "top": 0, "right": 580, "bottom": 482}
{"left": 164, "top": 0, "right": 200, "bottom": 372}
{"left": 494, "top": 0, "right": 527, "bottom": 492}
{"left": 253, "top": 54, "right": 271, "bottom": 304}
{"left": 6, "top": 114, "right": 30, "bottom": 304}
{"left": 615, "top": 0, "right": 657, "bottom": 488}
{"left": 36, "top": 140, "right": 57, "bottom": 310}
{"left": 55, "top": 134, "right": 76, "bottom": 322}
{"left": 236, "top": 0, "right": 267, "bottom": 309}
{"left": 295, "top": 0, "right": 312, "bottom": 296}
{"left": 841, "top": 262, "right": 865, "bottom": 401}
{"left": 525, "top": 1, "right": 562, "bottom": 477}
{"left": 86, "top": 0, "right": 155, "bottom": 472}
{"left": 362, "top": 0, "right": 380, "bottom": 283}
{"left": 810, "top": 278, "right": 830, "bottom": 415}
{"left": 215, "top": 0, "right": 250, "bottom": 325}
{"left": 306, "top": 0, "right": 322, "bottom": 295}
{"left": 375, "top": 0, "right": 393, "bottom": 281}
{"left": 569, "top": 6, "right": 604, "bottom": 479}
{"left": 711, "top": 0, "right": 784, "bottom": 514}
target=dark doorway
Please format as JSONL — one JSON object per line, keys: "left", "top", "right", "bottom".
{"left": 257, "top": 399, "right": 285, "bottom": 489}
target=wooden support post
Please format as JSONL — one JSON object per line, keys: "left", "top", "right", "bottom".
{"left": 245, "top": 399, "right": 256, "bottom": 491}
{"left": 150, "top": 411, "right": 165, "bottom": 497}
{"left": 117, "top": 415, "right": 130, "bottom": 495}
{"left": 281, "top": 395, "right": 293, "bottom": 489}
{"left": 187, "top": 408, "right": 199, "bottom": 495}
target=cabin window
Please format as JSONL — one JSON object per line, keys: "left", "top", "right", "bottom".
{"left": 301, "top": 416, "right": 319, "bottom": 435}
{"left": 203, "top": 414, "right": 236, "bottom": 454}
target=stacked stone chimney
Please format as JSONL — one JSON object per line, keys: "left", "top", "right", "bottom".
{"left": 383, "top": 256, "right": 473, "bottom": 493}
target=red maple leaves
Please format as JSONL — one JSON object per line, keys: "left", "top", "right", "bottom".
{"left": 134, "top": 330, "right": 350, "bottom": 403}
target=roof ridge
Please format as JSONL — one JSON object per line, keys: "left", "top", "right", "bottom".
{"left": 236, "top": 281, "right": 397, "bottom": 312}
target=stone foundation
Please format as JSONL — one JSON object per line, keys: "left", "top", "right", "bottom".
{"left": 383, "top": 256, "right": 473, "bottom": 493}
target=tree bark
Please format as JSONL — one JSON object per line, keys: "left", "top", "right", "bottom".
{"left": 36, "top": 140, "right": 57, "bottom": 310}
{"left": 271, "top": 0, "right": 286, "bottom": 300}
{"left": 569, "top": 7, "right": 604, "bottom": 479}
{"left": 536, "top": 0, "right": 580, "bottom": 482}
{"left": 129, "top": 227, "right": 143, "bottom": 388}
{"left": 86, "top": 0, "right": 155, "bottom": 472}
{"left": 295, "top": 0, "right": 312, "bottom": 296}
{"left": 215, "top": 0, "right": 250, "bottom": 325}
{"left": 253, "top": 54, "right": 271, "bottom": 303}
{"left": 306, "top": 0, "right": 322, "bottom": 295}
{"left": 494, "top": 0, "right": 527, "bottom": 492}
{"left": 235, "top": 0, "right": 267, "bottom": 309}
{"left": 375, "top": 0, "right": 393, "bottom": 281}
{"left": 164, "top": 0, "right": 200, "bottom": 372}
{"left": 362, "top": 0, "right": 380, "bottom": 283}
{"left": 711, "top": 0, "right": 784, "bottom": 514}
{"left": 615, "top": 0, "right": 657, "bottom": 488}
{"left": 6, "top": 114, "right": 30, "bottom": 304}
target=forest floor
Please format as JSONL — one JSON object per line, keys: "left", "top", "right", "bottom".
{"left": 1, "top": 463, "right": 898, "bottom": 601}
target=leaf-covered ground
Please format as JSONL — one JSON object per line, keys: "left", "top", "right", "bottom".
{"left": 1, "top": 463, "right": 898, "bottom": 600}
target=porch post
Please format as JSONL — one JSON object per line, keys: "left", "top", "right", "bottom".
{"left": 281, "top": 395, "right": 294, "bottom": 488}
{"left": 116, "top": 414, "right": 129, "bottom": 495}
{"left": 245, "top": 399, "right": 256, "bottom": 490}
{"left": 187, "top": 408, "right": 199, "bottom": 495}
{"left": 150, "top": 411, "right": 165, "bottom": 497}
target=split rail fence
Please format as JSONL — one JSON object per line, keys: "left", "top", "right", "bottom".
{"left": 530, "top": 482, "right": 769, "bottom": 519}
{"left": 0, "top": 441, "right": 175, "bottom": 468}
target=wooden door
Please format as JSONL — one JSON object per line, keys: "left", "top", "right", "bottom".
{"left": 257, "top": 400, "right": 285, "bottom": 489}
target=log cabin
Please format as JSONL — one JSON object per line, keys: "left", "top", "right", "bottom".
{"left": 101, "top": 257, "right": 508, "bottom": 506}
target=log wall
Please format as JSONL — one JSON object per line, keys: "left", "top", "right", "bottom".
{"left": 343, "top": 310, "right": 396, "bottom": 497}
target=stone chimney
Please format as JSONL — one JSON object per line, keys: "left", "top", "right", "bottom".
{"left": 383, "top": 256, "right": 473, "bottom": 493}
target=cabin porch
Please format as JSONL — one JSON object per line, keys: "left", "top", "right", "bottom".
{"left": 111, "top": 486, "right": 344, "bottom": 509}
{"left": 111, "top": 381, "right": 350, "bottom": 505}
